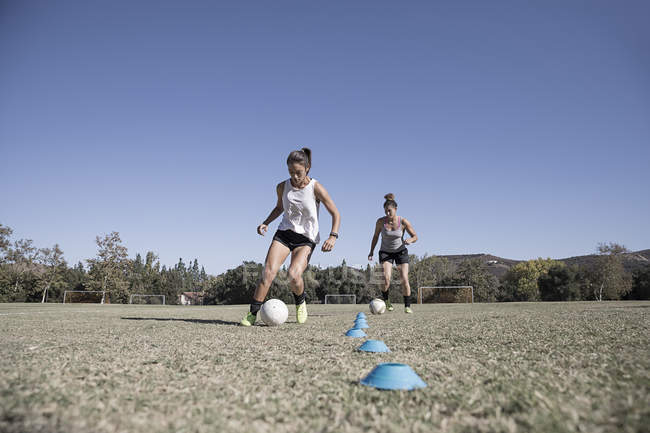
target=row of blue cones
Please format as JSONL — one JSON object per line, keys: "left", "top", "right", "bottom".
{"left": 346, "top": 311, "right": 427, "bottom": 391}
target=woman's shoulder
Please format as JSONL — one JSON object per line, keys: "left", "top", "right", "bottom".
{"left": 276, "top": 180, "right": 288, "bottom": 192}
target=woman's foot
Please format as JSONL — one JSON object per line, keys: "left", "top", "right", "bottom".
{"left": 405, "top": 306, "right": 413, "bottom": 314}
{"left": 296, "top": 301, "right": 308, "bottom": 324}
{"left": 385, "top": 300, "right": 394, "bottom": 311}
{"left": 240, "top": 312, "right": 257, "bottom": 326}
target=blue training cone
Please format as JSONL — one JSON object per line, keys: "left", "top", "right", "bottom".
{"left": 345, "top": 328, "right": 367, "bottom": 338}
{"left": 360, "top": 363, "right": 427, "bottom": 390}
{"left": 352, "top": 321, "right": 369, "bottom": 329}
{"left": 357, "top": 340, "right": 390, "bottom": 353}
{"left": 356, "top": 312, "right": 367, "bottom": 319}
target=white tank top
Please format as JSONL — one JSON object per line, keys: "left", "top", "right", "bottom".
{"left": 277, "top": 178, "right": 320, "bottom": 243}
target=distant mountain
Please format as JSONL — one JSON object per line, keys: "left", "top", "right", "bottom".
{"left": 433, "top": 250, "right": 650, "bottom": 279}
{"left": 559, "top": 249, "right": 650, "bottom": 273}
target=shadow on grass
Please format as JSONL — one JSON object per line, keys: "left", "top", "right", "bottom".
{"left": 121, "top": 317, "right": 240, "bottom": 326}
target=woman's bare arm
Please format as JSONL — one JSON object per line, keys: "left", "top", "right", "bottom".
{"left": 257, "top": 182, "right": 284, "bottom": 236}
{"left": 314, "top": 182, "right": 340, "bottom": 252}
{"left": 368, "top": 218, "right": 383, "bottom": 260}
{"left": 402, "top": 217, "right": 418, "bottom": 245}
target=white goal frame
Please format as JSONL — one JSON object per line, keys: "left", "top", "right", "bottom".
{"left": 417, "top": 286, "right": 474, "bottom": 304}
{"left": 324, "top": 294, "right": 357, "bottom": 304}
{"left": 63, "top": 290, "right": 106, "bottom": 304}
{"left": 129, "top": 294, "right": 166, "bottom": 305}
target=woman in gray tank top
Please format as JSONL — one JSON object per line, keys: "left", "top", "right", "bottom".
{"left": 368, "top": 193, "right": 418, "bottom": 313}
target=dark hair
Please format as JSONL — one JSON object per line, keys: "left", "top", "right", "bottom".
{"left": 384, "top": 193, "right": 397, "bottom": 209}
{"left": 287, "top": 147, "right": 312, "bottom": 173}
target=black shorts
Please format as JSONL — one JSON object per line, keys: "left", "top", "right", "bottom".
{"left": 273, "top": 230, "right": 316, "bottom": 261}
{"left": 379, "top": 247, "right": 409, "bottom": 265}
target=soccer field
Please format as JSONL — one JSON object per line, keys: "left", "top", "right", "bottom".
{"left": 1, "top": 302, "right": 648, "bottom": 433}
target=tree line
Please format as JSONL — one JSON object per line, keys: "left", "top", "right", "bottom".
{"left": 1, "top": 223, "right": 648, "bottom": 304}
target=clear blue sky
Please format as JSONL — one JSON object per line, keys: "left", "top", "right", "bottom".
{"left": 1, "top": 1, "right": 648, "bottom": 274}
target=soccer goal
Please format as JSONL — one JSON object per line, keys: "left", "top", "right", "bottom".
{"left": 324, "top": 294, "right": 357, "bottom": 304}
{"left": 63, "top": 290, "right": 107, "bottom": 304}
{"left": 129, "top": 294, "right": 166, "bottom": 305}
{"left": 417, "top": 286, "right": 474, "bottom": 304}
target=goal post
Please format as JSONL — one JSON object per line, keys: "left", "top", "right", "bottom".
{"left": 417, "top": 286, "right": 474, "bottom": 304}
{"left": 129, "top": 294, "right": 166, "bottom": 305}
{"left": 324, "top": 294, "right": 357, "bottom": 304}
{"left": 63, "top": 290, "right": 107, "bottom": 304}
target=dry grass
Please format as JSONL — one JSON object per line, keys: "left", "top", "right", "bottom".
{"left": 1, "top": 301, "right": 648, "bottom": 433}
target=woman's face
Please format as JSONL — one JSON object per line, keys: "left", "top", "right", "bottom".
{"left": 384, "top": 205, "right": 397, "bottom": 218}
{"left": 288, "top": 162, "right": 309, "bottom": 186}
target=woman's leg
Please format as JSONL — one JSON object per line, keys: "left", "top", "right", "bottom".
{"left": 253, "top": 240, "right": 291, "bottom": 302}
{"left": 382, "top": 261, "right": 393, "bottom": 293}
{"left": 288, "top": 246, "right": 311, "bottom": 296}
{"left": 398, "top": 263, "right": 411, "bottom": 297}
{"left": 288, "top": 246, "right": 312, "bottom": 323}
{"left": 381, "top": 261, "right": 394, "bottom": 310}
{"left": 398, "top": 263, "right": 413, "bottom": 312}
{"left": 241, "top": 241, "right": 291, "bottom": 326}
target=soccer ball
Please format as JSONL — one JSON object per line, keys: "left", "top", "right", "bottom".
{"left": 259, "top": 299, "right": 289, "bottom": 326}
{"left": 369, "top": 298, "right": 386, "bottom": 315}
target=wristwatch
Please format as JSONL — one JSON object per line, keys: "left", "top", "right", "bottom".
{"left": 329, "top": 232, "right": 339, "bottom": 239}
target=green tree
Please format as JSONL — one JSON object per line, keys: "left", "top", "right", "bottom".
{"left": 37, "top": 244, "right": 67, "bottom": 302}
{"left": 3, "top": 238, "right": 40, "bottom": 301}
{"left": 64, "top": 262, "right": 89, "bottom": 293}
{"left": 626, "top": 266, "right": 650, "bottom": 300}
{"left": 87, "top": 232, "right": 129, "bottom": 303}
{"left": 407, "top": 255, "right": 455, "bottom": 303}
{"left": 452, "top": 258, "right": 500, "bottom": 302}
{"left": 0, "top": 224, "right": 13, "bottom": 263}
{"left": 538, "top": 263, "right": 582, "bottom": 301}
{"left": 591, "top": 242, "right": 632, "bottom": 301}
{"left": 501, "top": 258, "right": 555, "bottom": 301}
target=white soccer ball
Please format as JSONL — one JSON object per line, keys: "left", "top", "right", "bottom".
{"left": 369, "top": 298, "right": 386, "bottom": 315}
{"left": 259, "top": 299, "right": 289, "bottom": 326}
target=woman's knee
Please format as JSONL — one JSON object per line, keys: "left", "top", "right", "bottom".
{"left": 261, "top": 266, "right": 279, "bottom": 286}
{"left": 288, "top": 267, "right": 303, "bottom": 284}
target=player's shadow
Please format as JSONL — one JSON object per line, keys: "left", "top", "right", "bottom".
{"left": 121, "top": 317, "right": 239, "bottom": 326}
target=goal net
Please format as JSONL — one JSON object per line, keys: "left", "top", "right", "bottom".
{"left": 129, "top": 294, "right": 166, "bottom": 305}
{"left": 417, "top": 286, "right": 473, "bottom": 304}
{"left": 63, "top": 290, "right": 107, "bottom": 304}
{"left": 324, "top": 294, "right": 357, "bottom": 304}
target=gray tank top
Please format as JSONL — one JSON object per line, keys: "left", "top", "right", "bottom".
{"left": 380, "top": 216, "right": 405, "bottom": 253}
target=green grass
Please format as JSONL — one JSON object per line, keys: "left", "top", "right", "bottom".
{"left": 1, "top": 301, "right": 648, "bottom": 433}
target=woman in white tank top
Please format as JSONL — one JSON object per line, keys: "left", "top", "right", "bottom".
{"left": 241, "top": 147, "right": 341, "bottom": 326}
{"left": 368, "top": 193, "right": 418, "bottom": 313}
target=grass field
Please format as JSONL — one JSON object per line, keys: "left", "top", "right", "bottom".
{"left": 1, "top": 301, "right": 649, "bottom": 433}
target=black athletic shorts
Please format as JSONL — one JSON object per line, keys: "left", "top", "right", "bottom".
{"left": 379, "top": 247, "right": 409, "bottom": 265}
{"left": 273, "top": 230, "right": 316, "bottom": 261}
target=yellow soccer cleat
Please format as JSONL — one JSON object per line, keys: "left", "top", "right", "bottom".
{"left": 405, "top": 307, "right": 413, "bottom": 314}
{"left": 296, "top": 301, "right": 308, "bottom": 324}
{"left": 240, "top": 312, "right": 257, "bottom": 327}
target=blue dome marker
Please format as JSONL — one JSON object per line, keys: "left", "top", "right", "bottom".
{"left": 352, "top": 321, "right": 369, "bottom": 329}
{"left": 358, "top": 340, "right": 390, "bottom": 353}
{"left": 360, "top": 363, "right": 427, "bottom": 390}
{"left": 345, "top": 328, "right": 367, "bottom": 338}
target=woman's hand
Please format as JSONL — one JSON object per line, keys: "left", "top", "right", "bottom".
{"left": 404, "top": 239, "right": 411, "bottom": 246}
{"left": 368, "top": 253, "right": 373, "bottom": 261}
{"left": 322, "top": 236, "right": 336, "bottom": 252}
{"left": 257, "top": 224, "right": 268, "bottom": 236}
